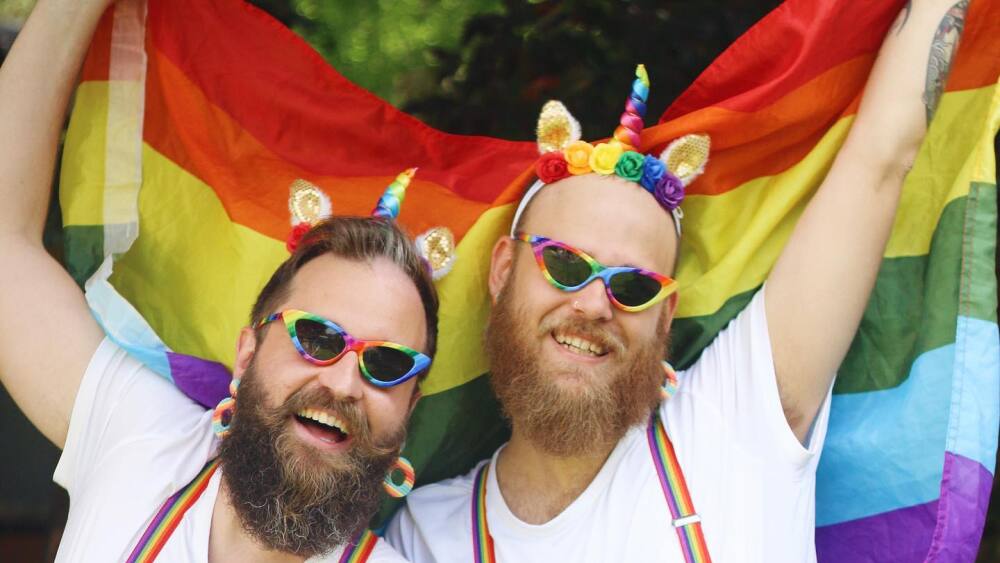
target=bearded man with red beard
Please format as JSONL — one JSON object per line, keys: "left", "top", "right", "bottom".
{"left": 386, "top": 1, "right": 972, "bottom": 561}
{"left": 0, "top": 3, "right": 436, "bottom": 561}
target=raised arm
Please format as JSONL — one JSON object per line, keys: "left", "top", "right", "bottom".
{"left": 0, "top": 0, "right": 112, "bottom": 447}
{"left": 766, "top": 0, "right": 971, "bottom": 442}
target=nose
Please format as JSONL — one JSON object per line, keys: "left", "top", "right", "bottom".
{"left": 315, "top": 351, "right": 365, "bottom": 401}
{"left": 571, "top": 277, "right": 614, "bottom": 320}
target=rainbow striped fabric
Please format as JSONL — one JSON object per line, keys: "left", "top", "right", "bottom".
{"left": 60, "top": 0, "right": 999, "bottom": 559}
{"left": 471, "top": 465, "right": 496, "bottom": 563}
{"left": 647, "top": 416, "right": 711, "bottom": 563}
{"left": 126, "top": 459, "right": 219, "bottom": 563}
{"left": 338, "top": 529, "right": 379, "bottom": 563}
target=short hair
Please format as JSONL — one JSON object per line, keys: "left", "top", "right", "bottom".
{"left": 250, "top": 217, "right": 439, "bottom": 361}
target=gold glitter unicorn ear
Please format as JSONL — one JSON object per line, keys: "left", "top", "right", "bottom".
{"left": 416, "top": 226, "right": 457, "bottom": 280}
{"left": 659, "top": 134, "right": 711, "bottom": 187}
{"left": 536, "top": 101, "right": 582, "bottom": 154}
{"left": 286, "top": 179, "right": 332, "bottom": 252}
{"left": 288, "top": 179, "right": 332, "bottom": 226}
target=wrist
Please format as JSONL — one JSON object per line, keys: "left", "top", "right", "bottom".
{"left": 35, "top": 0, "right": 113, "bottom": 23}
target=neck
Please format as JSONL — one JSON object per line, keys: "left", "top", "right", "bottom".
{"left": 210, "top": 481, "right": 303, "bottom": 563}
{"left": 494, "top": 427, "right": 617, "bottom": 525}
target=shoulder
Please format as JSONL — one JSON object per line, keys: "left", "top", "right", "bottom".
{"left": 384, "top": 459, "right": 487, "bottom": 559}
{"left": 675, "top": 287, "right": 770, "bottom": 383}
{"left": 367, "top": 536, "right": 409, "bottom": 562}
{"left": 404, "top": 459, "right": 482, "bottom": 519}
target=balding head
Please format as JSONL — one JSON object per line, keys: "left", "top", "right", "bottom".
{"left": 514, "top": 174, "right": 680, "bottom": 275}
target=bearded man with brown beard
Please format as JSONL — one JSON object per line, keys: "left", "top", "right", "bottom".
{"left": 386, "top": 1, "right": 972, "bottom": 561}
{"left": 0, "top": 3, "right": 436, "bottom": 561}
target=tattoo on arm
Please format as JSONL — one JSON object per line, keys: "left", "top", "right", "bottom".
{"left": 894, "top": 1, "right": 913, "bottom": 35}
{"left": 923, "top": 0, "right": 970, "bottom": 124}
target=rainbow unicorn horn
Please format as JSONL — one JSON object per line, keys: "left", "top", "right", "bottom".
{"left": 371, "top": 167, "right": 417, "bottom": 220}
{"left": 611, "top": 64, "right": 650, "bottom": 153}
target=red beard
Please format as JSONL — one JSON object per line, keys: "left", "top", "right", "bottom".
{"left": 485, "top": 276, "right": 667, "bottom": 457}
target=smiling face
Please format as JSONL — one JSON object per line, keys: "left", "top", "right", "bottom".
{"left": 219, "top": 254, "right": 427, "bottom": 556}
{"left": 486, "top": 174, "right": 679, "bottom": 456}
{"left": 244, "top": 254, "right": 425, "bottom": 451}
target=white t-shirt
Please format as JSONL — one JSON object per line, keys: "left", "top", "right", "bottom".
{"left": 385, "top": 288, "right": 832, "bottom": 563}
{"left": 53, "top": 338, "right": 404, "bottom": 562}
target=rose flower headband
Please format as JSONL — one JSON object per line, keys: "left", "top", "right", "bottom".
{"left": 511, "top": 64, "right": 712, "bottom": 237}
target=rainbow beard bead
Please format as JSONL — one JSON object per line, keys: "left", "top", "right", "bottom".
{"left": 371, "top": 168, "right": 416, "bottom": 219}
{"left": 612, "top": 64, "right": 650, "bottom": 152}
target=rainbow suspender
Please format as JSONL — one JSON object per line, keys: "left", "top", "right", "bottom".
{"left": 127, "top": 459, "right": 220, "bottom": 563}
{"left": 338, "top": 528, "right": 379, "bottom": 563}
{"left": 646, "top": 414, "right": 712, "bottom": 562}
{"left": 127, "top": 458, "right": 377, "bottom": 563}
{"left": 470, "top": 365, "right": 710, "bottom": 563}
{"left": 471, "top": 464, "right": 497, "bottom": 563}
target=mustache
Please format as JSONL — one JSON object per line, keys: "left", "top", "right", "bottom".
{"left": 271, "top": 385, "right": 404, "bottom": 457}
{"left": 538, "top": 315, "right": 627, "bottom": 356}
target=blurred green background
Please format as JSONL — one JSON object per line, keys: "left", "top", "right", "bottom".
{"left": 0, "top": 0, "right": 996, "bottom": 561}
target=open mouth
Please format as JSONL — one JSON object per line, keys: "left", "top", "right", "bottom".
{"left": 293, "top": 407, "right": 350, "bottom": 445}
{"left": 552, "top": 330, "right": 609, "bottom": 358}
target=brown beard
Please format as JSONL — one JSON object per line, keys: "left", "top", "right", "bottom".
{"left": 485, "top": 275, "right": 667, "bottom": 457}
{"left": 218, "top": 360, "right": 405, "bottom": 558}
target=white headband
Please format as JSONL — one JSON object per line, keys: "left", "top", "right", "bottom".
{"left": 509, "top": 178, "right": 683, "bottom": 238}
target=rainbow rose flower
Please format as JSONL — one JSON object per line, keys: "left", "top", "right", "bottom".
{"left": 536, "top": 152, "right": 571, "bottom": 184}
{"left": 614, "top": 151, "right": 645, "bottom": 182}
{"left": 589, "top": 142, "right": 623, "bottom": 175}
{"left": 640, "top": 155, "right": 666, "bottom": 192}
{"left": 563, "top": 140, "right": 594, "bottom": 175}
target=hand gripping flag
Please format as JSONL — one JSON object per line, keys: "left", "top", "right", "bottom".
{"left": 60, "top": 0, "right": 999, "bottom": 559}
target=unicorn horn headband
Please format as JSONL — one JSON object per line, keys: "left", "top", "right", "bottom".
{"left": 372, "top": 167, "right": 417, "bottom": 219}
{"left": 512, "top": 64, "right": 711, "bottom": 237}
{"left": 285, "top": 168, "right": 457, "bottom": 279}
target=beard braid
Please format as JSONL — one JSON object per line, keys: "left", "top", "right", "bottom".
{"left": 218, "top": 361, "right": 405, "bottom": 558}
{"left": 485, "top": 278, "right": 668, "bottom": 457}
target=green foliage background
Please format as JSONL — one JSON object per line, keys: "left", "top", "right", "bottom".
{"left": 247, "top": 0, "right": 779, "bottom": 139}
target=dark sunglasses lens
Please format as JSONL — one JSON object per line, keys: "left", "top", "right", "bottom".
{"left": 609, "top": 271, "right": 663, "bottom": 307}
{"left": 294, "top": 318, "right": 346, "bottom": 361}
{"left": 541, "top": 245, "right": 591, "bottom": 287}
{"left": 362, "top": 346, "right": 416, "bottom": 382}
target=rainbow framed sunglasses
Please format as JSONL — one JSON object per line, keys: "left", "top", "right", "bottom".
{"left": 513, "top": 233, "right": 678, "bottom": 312}
{"left": 256, "top": 309, "right": 431, "bottom": 388}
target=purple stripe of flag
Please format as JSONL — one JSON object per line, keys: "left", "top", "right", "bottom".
{"left": 166, "top": 352, "right": 233, "bottom": 408}
{"left": 816, "top": 453, "right": 993, "bottom": 562}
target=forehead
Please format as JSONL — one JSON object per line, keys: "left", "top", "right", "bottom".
{"left": 280, "top": 254, "right": 427, "bottom": 349}
{"left": 520, "top": 175, "right": 677, "bottom": 270}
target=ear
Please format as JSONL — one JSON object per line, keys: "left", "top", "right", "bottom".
{"left": 408, "top": 388, "right": 423, "bottom": 413}
{"left": 288, "top": 178, "right": 332, "bottom": 226}
{"left": 536, "top": 100, "right": 582, "bottom": 154}
{"left": 488, "top": 236, "right": 517, "bottom": 305}
{"left": 233, "top": 326, "right": 258, "bottom": 380}
{"left": 659, "top": 134, "right": 711, "bottom": 186}
{"left": 416, "top": 226, "right": 457, "bottom": 280}
{"left": 660, "top": 291, "right": 679, "bottom": 332}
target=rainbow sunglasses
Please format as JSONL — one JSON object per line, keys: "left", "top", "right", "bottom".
{"left": 256, "top": 309, "right": 431, "bottom": 388}
{"left": 513, "top": 233, "right": 678, "bottom": 312}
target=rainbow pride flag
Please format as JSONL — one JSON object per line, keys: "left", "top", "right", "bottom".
{"left": 60, "top": 0, "right": 998, "bottom": 559}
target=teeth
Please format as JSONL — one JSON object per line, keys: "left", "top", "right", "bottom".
{"left": 554, "top": 332, "right": 607, "bottom": 356}
{"left": 297, "top": 408, "right": 350, "bottom": 435}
